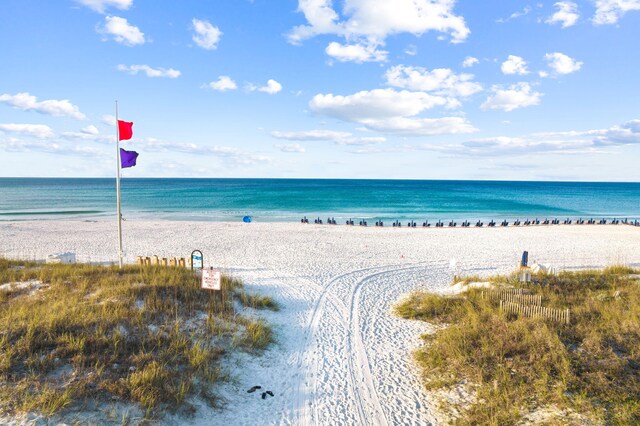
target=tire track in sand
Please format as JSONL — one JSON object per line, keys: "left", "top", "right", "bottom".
{"left": 294, "top": 263, "right": 421, "bottom": 425}
{"left": 296, "top": 262, "right": 441, "bottom": 425}
{"left": 345, "top": 265, "right": 437, "bottom": 426}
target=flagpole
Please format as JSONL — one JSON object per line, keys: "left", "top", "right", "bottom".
{"left": 115, "top": 101, "right": 123, "bottom": 268}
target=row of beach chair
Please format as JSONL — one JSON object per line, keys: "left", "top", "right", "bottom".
{"left": 301, "top": 216, "right": 638, "bottom": 227}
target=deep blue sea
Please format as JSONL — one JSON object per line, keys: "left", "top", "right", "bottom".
{"left": 0, "top": 178, "right": 639, "bottom": 222}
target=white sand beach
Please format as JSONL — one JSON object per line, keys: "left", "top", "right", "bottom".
{"left": 2, "top": 220, "right": 640, "bottom": 425}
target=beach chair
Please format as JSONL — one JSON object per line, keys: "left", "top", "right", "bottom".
{"left": 475, "top": 220, "right": 483, "bottom": 227}
{"left": 599, "top": 218, "right": 606, "bottom": 225}
{"left": 462, "top": 220, "right": 470, "bottom": 227}
{"left": 422, "top": 221, "right": 430, "bottom": 227}
{"left": 449, "top": 220, "right": 457, "bottom": 227}
{"left": 488, "top": 220, "right": 496, "bottom": 227}
{"left": 514, "top": 219, "right": 521, "bottom": 226}
{"left": 501, "top": 220, "right": 508, "bottom": 226}
{"left": 524, "top": 219, "right": 531, "bottom": 226}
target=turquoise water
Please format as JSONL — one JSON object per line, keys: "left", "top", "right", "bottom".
{"left": 0, "top": 178, "right": 639, "bottom": 222}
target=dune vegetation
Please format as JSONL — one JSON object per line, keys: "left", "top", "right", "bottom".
{"left": 0, "top": 258, "right": 276, "bottom": 421}
{"left": 396, "top": 266, "right": 640, "bottom": 425}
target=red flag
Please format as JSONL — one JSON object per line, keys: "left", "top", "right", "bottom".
{"left": 118, "top": 120, "right": 133, "bottom": 141}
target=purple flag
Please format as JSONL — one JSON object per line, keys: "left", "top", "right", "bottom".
{"left": 120, "top": 148, "right": 139, "bottom": 168}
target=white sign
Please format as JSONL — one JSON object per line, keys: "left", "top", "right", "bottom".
{"left": 201, "top": 269, "right": 222, "bottom": 291}
{"left": 192, "top": 255, "right": 203, "bottom": 269}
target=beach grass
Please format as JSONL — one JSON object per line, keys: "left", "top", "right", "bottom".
{"left": 395, "top": 267, "right": 640, "bottom": 425}
{"left": 0, "top": 259, "right": 275, "bottom": 420}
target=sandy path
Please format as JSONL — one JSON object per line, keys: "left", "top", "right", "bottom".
{"left": 1, "top": 221, "right": 639, "bottom": 425}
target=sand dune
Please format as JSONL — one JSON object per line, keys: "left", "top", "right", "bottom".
{"left": 2, "top": 220, "right": 639, "bottom": 425}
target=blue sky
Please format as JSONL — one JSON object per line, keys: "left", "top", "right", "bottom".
{"left": 1, "top": 0, "right": 640, "bottom": 180}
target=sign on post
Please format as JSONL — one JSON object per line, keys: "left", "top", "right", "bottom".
{"left": 201, "top": 269, "right": 222, "bottom": 291}
{"left": 191, "top": 250, "right": 203, "bottom": 270}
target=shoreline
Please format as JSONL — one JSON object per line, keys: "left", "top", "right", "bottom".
{"left": 2, "top": 213, "right": 639, "bottom": 226}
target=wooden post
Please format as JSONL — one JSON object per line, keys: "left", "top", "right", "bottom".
{"left": 208, "top": 289, "right": 213, "bottom": 322}
{"left": 136, "top": 256, "right": 143, "bottom": 265}
{"left": 178, "top": 257, "right": 186, "bottom": 268}
{"left": 144, "top": 256, "right": 151, "bottom": 266}
{"left": 169, "top": 257, "right": 177, "bottom": 267}
{"left": 174, "top": 281, "right": 178, "bottom": 322}
{"left": 151, "top": 255, "right": 159, "bottom": 265}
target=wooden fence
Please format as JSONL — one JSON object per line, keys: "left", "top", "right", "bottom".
{"left": 136, "top": 255, "right": 189, "bottom": 268}
{"left": 482, "top": 289, "right": 542, "bottom": 306}
{"left": 500, "top": 300, "right": 570, "bottom": 325}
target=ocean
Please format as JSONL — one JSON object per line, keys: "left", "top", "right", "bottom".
{"left": 0, "top": 178, "right": 639, "bottom": 223}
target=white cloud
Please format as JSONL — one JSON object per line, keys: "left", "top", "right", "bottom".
{"left": 544, "top": 52, "right": 583, "bottom": 74}
{"left": 62, "top": 125, "right": 112, "bottom": 142}
{"left": 99, "top": 16, "right": 145, "bottom": 46}
{"left": 205, "top": 76, "right": 238, "bottom": 91}
{"left": 496, "top": 6, "right": 532, "bottom": 23}
{"left": 404, "top": 44, "right": 418, "bottom": 56}
{"left": 191, "top": 18, "right": 222, "bottom": 50}
{"left": 274, "top": 143, "right": 306, "bottom": 153}
{"left": 82, "top": 125, "right": 100, "bottom": 135}
{"left": 415, "top": 118, "right": 640, "bottom": 157}
{"left": 139, "top": 138, "right": 271, "bottom": 165}
{"left": 501, "top": 55, "right": 529, "bottom": 75}
{"left": 309, "top": 88, "right": 476, "bottom": 135}
{"left": 365, "top": 116, "right": 477, "bottom": 135}
{"left": 0, "top": 123, "right": 54, "bottom": 139}
{"left": 271, "top": 129, "right": 386, "bottom": 145}
{"left": 310, "top": 89, "right": 447, "bottom": 121}
{"left": 0, "top": 138, "right": 104, "bottom": 156}
{"left": 546, "top": 2, "right": 579, "bottom": 28}
{"left": 248, "top": 79, "right": 283, "bottom": 94}
{"left": 75, "top": 0, "right": 132, "bottom": 13}
{"left": 117, "top": 64, "right": 181, "bottom": 78}
{"left": 481, "top": 83, "right": 542, "bottom": 112}
{"left": 462, "top": 56, "right": 479, "bottom": 68}
{"left": 593, "top": 0, "right": 640, "bottom": 24}
{"left": 0, "top": 92, "right": 87, "bottom": 120}
{"left": 325, "top": 41, "right": 388, "bottom": 63}
{"left": 288, "top": 0, "right": 470, "bottom": 60}
{"left": 102, "top": 115, "right": 117, "bottom": 126}
{"left": 384, "top": 65, "right": 482, "bottom": 98}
